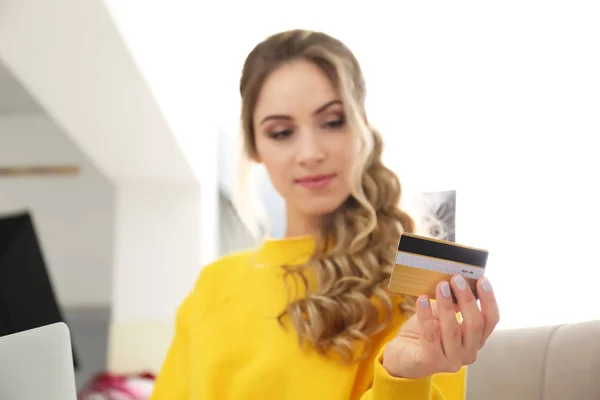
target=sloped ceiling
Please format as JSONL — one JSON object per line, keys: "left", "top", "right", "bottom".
{"left": 0, "top": 61, "right": 42, "bottom": 115}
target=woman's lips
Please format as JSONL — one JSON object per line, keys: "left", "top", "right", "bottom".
{"left": 295, "top": 174, "right": 336, "bottom": 190}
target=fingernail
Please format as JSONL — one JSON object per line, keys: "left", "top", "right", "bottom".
{"left": 481, "top": 277, "right": 493, "bottom": 292}
{"left": 441, "top": 281, "right": 451, "bottom": 298}
{"left": 454, "top": 275, "right": 467, "bottom": 290}
{"left": 420, "top": 297, "right": 429, "bottom": 309}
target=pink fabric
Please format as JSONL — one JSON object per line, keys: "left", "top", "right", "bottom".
{"left": 78, "top": 372, "right": 156, "bottom": 400}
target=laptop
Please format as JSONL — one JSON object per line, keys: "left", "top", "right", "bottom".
{"left": 0, "top": 322, "right": 77, "bottom": 400}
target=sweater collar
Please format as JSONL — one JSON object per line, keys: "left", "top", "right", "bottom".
{"left": 254, "top": 235, "right": 316, "bottom": 267}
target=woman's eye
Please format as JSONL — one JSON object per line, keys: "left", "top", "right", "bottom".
{"left": 323, "top": 118, "right": 345, "bottom": 129}
{"left": 269, "top": 129, "right": 293, "bottom": 140}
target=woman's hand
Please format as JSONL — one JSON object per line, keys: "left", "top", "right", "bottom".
{"left": 382, "top": 275, "right": 499, "bottom": 379}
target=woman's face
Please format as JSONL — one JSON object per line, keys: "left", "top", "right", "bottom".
{"left": 252, "top": 59, "right": 355, "bottom": 226}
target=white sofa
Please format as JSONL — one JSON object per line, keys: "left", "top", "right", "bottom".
{"left": 467, "top": 319, "right": 600, "bottom": 399}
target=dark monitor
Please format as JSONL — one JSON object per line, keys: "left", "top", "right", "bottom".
{"left": 0, "top": 211, "right": 79, "bottom": 369}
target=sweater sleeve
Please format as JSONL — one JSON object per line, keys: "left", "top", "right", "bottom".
{"left": 149, "top": 291, "right": 194, "bottom": 400}
{"left": 359, "top": 346, "right": 467, "bottom": 400}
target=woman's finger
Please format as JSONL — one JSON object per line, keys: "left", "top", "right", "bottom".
{"left": 477, "top": 277, "right": 500, "bottom": 348}
{"left": 416, "top": 297, "right": 438, "bottom": 343}
{"left": 416, "top": 296, "right": 444, "bottom": 369}
{"left": 436, "top": 281, "right": 462, "bottom": 370}
{"left": 450, "top": 274, "right": 484, "bottom": 364}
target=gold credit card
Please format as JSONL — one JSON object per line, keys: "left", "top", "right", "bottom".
{"left": 388, "top": 233, "right": 488, "bottom": 301}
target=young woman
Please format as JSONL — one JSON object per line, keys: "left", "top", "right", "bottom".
{"left": 151, "top": 29, "right": 499, "bottom": 400}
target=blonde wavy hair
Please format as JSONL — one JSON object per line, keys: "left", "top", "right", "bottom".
{"left": 234, "top": 29, "right": 416, "bottom": 363}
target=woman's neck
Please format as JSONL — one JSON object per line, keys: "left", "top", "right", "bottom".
{"left": 284, "top": 208, "right": 321, "bottom": 238}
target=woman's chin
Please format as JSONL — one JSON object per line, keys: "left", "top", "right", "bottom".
{"left": 296, "top": 198, "right": 347, "bottom": 218}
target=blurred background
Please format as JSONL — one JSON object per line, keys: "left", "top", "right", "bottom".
{"left": 0, "top": 0, "right": 598, "bottom": 393}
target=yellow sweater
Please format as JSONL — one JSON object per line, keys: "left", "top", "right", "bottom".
{"left": 151, "top": 236, "right": 466, "bottom": 399}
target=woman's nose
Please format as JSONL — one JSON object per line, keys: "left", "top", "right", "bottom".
{"left": 296, "top": 131, "right": 325, "bottom": 166}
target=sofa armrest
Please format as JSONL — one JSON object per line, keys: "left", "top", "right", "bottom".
{"left": 467, "top": 320, "right": 600, "bottom": 400}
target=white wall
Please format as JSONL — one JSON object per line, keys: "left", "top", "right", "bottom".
{"left": 369, "top": 3, "right": 600, "bottom": 330}
{"left": 0, "top": 115, "right": 114, "bottom": 307}
{"left": 0, "top": 0, "right": 197, "bottom": 184}
{"left": 107, "top": 182, "right": 203, "bottom": 373}
{"left": 102, "top": 0, "right": 222, "bottom": 264}
{"left": 218, "top": 192, "right": 254, "bottom": 256}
